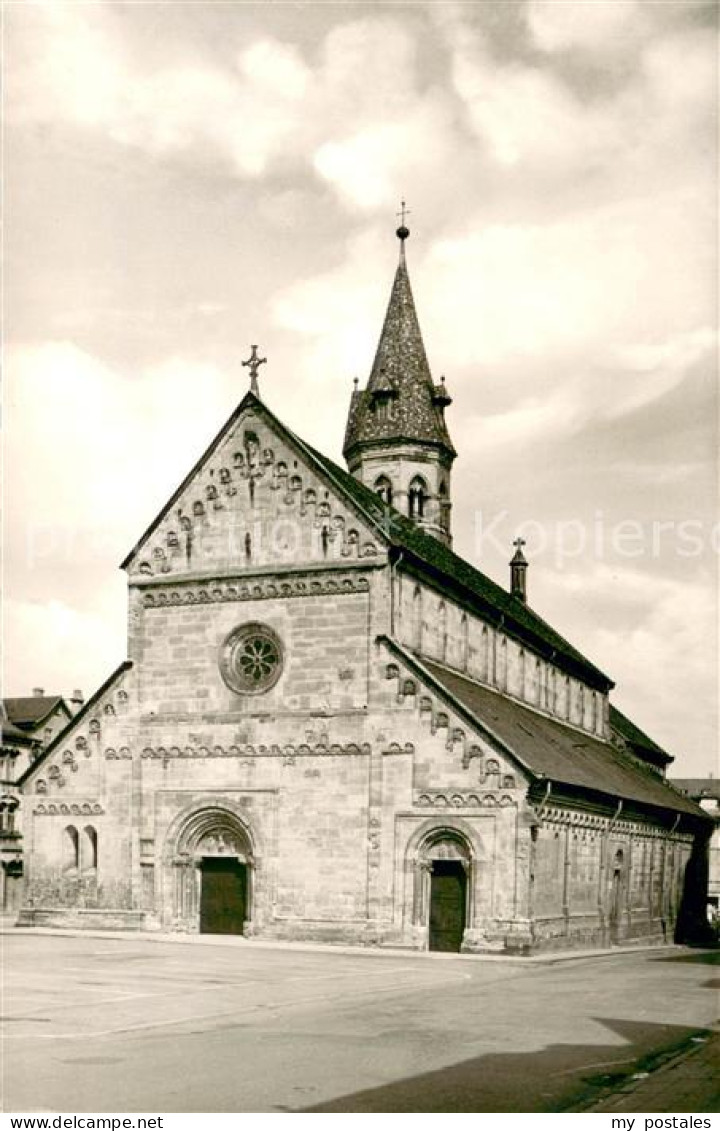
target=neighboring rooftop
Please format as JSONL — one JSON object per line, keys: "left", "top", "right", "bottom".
{"left": 4, "top": 696, "right": 67, "bottom": 730}
{"left": 671, "top": 778, "right": 720, "bottom": 802}
{"left": 0, "top": 717, "right": 37, "bottom": 748}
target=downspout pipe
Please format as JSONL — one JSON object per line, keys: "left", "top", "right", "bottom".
{"left": 608, "top": 799, "right": 624, "bottom": 831}
{"left": 536, "top": 780, "right": 552, "bottom": 820}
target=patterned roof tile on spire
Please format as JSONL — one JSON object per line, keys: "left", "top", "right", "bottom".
{"left": 343, "top": 240, "right": 455, "bottom": 458}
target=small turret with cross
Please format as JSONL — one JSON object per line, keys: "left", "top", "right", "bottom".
{"left": 510, "top": 537, "right": 528, "bottom": 604}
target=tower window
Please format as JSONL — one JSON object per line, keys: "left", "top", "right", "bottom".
{"left": 374, "top": 475, "right": 393, "bottom": 506}
{"left": 408, "top": 476, "right": 427, "bottom": 519}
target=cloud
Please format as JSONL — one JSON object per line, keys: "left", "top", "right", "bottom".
{"left": 537, "top": 562, "right": 718, "bottom": 770}
{"left": 527, "top": 0, "right": 643, "bottom": 53}
{"left": 7, "top": 4, "right": 310, "bottom": 176}
{"left": 4, "top": 341, "right": 234, "bottom": 539}
{"left": 3, "top": 596, "right": 125, "bottom": 699}
{"left": 6, "top": 5, "right": 437, "bottom": 193}
{"left": 314, "top": 99, "right": 457, "bottom": 210}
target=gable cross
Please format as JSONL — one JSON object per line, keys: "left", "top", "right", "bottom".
{"left": 242, "top": 344, "right": 267, "bottom": 396}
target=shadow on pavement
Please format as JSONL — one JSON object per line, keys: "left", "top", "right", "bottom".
{"left": 650, "top": 950, "right": 720, "bottom": 965}
{"left": 300, "top": 1018, "right": 714, "bottom": 1113}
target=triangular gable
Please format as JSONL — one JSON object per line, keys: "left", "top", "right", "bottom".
{"left": 18, "top": 662, "right": 132, "bottom": 787}
{"left": 121, "top": 393, "right": 393, "bottom": 577}
{"left": 377, "top": 635, "right": 537, "bottom": 783}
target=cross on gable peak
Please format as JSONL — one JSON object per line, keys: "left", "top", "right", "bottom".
{"left": 242, "top": 344, "right": 267, "bottom": 396}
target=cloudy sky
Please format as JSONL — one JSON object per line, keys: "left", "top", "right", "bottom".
{"left": 4, "top": 0, "right": 717, "bottom": 774}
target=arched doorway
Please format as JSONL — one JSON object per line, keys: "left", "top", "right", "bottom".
{"left": 170, "top": 806, "right": 255, "bottom": 935}
{"left": 415, "top": 830, "right": 473, "bottom": 953}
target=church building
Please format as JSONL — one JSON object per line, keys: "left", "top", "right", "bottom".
{"left": 18, "top": 224, "right": 709, "bottom": 953}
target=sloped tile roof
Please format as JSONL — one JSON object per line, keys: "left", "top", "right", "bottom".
{"left": 610, "top": 705, "right": 672, "bottom": 766}
{"left": 1, "top": 718, "right": 37, "bottom": 747}
{"left": 410, "top": 653, "right": 704, "bottom": 819}
{"left": 4, "top": 696, "right": 65, "bottom": 729}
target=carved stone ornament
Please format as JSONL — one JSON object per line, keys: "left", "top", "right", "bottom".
{"left": 219, "top": 622, "right": 284, "bottom": 696}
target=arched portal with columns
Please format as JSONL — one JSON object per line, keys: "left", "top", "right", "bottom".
{"left": 163, "top": 803, "right": 256, "bottom": 934}
{"left": 405, "top": 822, "right": 478, "bottom": 952}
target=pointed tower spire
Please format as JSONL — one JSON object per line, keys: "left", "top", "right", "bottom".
{"left": 343, "top": 214, "right": 456, "bottom": 545}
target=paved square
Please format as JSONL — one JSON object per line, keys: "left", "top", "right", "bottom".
{"left": 2, "top": 934, "right": 718, "bottom": 1112}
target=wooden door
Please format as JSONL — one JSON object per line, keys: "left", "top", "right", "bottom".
{"left": 429, "top": 861, "right": 467, "bottom": 952}
{"left": 199, "top": 858, "right": 247, "bottom": 935}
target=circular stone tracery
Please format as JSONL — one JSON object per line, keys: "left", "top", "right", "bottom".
{"left": 219, "top": 622, "right": 283, "bottom": 695}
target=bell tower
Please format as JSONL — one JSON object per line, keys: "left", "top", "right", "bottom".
{"left": 343, "top": 216, "right": 456, "bottom": 546}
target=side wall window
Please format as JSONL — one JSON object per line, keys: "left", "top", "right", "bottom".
{"left": 83, "top": 825, "right": 98, "bottom": 871}
{"left": 64, "top": 825, "right": 79, "bottom": 871}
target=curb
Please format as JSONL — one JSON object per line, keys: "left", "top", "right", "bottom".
{"left": 0, "top": 926, "right": 701, "bottom": 965}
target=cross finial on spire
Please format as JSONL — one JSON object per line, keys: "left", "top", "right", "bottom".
{"left": 513, "top": 536, "right": 526, "bottom": 552}
{"left": 396, "top": 199, "right": 410, "bottom": 243}
{"left": 242, "top": 344, "right": 267, "bottom": 396}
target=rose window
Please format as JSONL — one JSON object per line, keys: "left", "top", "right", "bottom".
{"left": 220, "top": 623, "right": 283, "bottom": 695}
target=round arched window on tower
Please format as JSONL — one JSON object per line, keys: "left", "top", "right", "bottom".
{"left": 219, "top": 623, "right": 284, "bottom": 695}
{"left": 374, "top": 475, "right": 393, "bottom": 506}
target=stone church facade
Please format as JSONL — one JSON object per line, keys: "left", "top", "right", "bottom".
{"left": 18, "top": 228, "right": 708, "bottom": 952}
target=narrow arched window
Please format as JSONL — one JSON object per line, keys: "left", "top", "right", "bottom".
{"left": 64, "top": 825, "right": 79, "bottom": 871}
{"left": 0, "top": 800, "right": 15, "bottom": 835}
{"left": 83, "top": 825, "right": 98, "bottom": 870}
{"left": 438, "top": 601, "right": 447, "bottom": 661}
{"left": 374, "top": 475, "right": 393, "bottom": 506}
{"left": 413, "top": 586, "right": 423, "bottom": 652}
{"left": 408, "top": 476, "right": 427, "bottom": 519}
{"left": 480, "top": 625, "right": 489, "bottom": 681}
